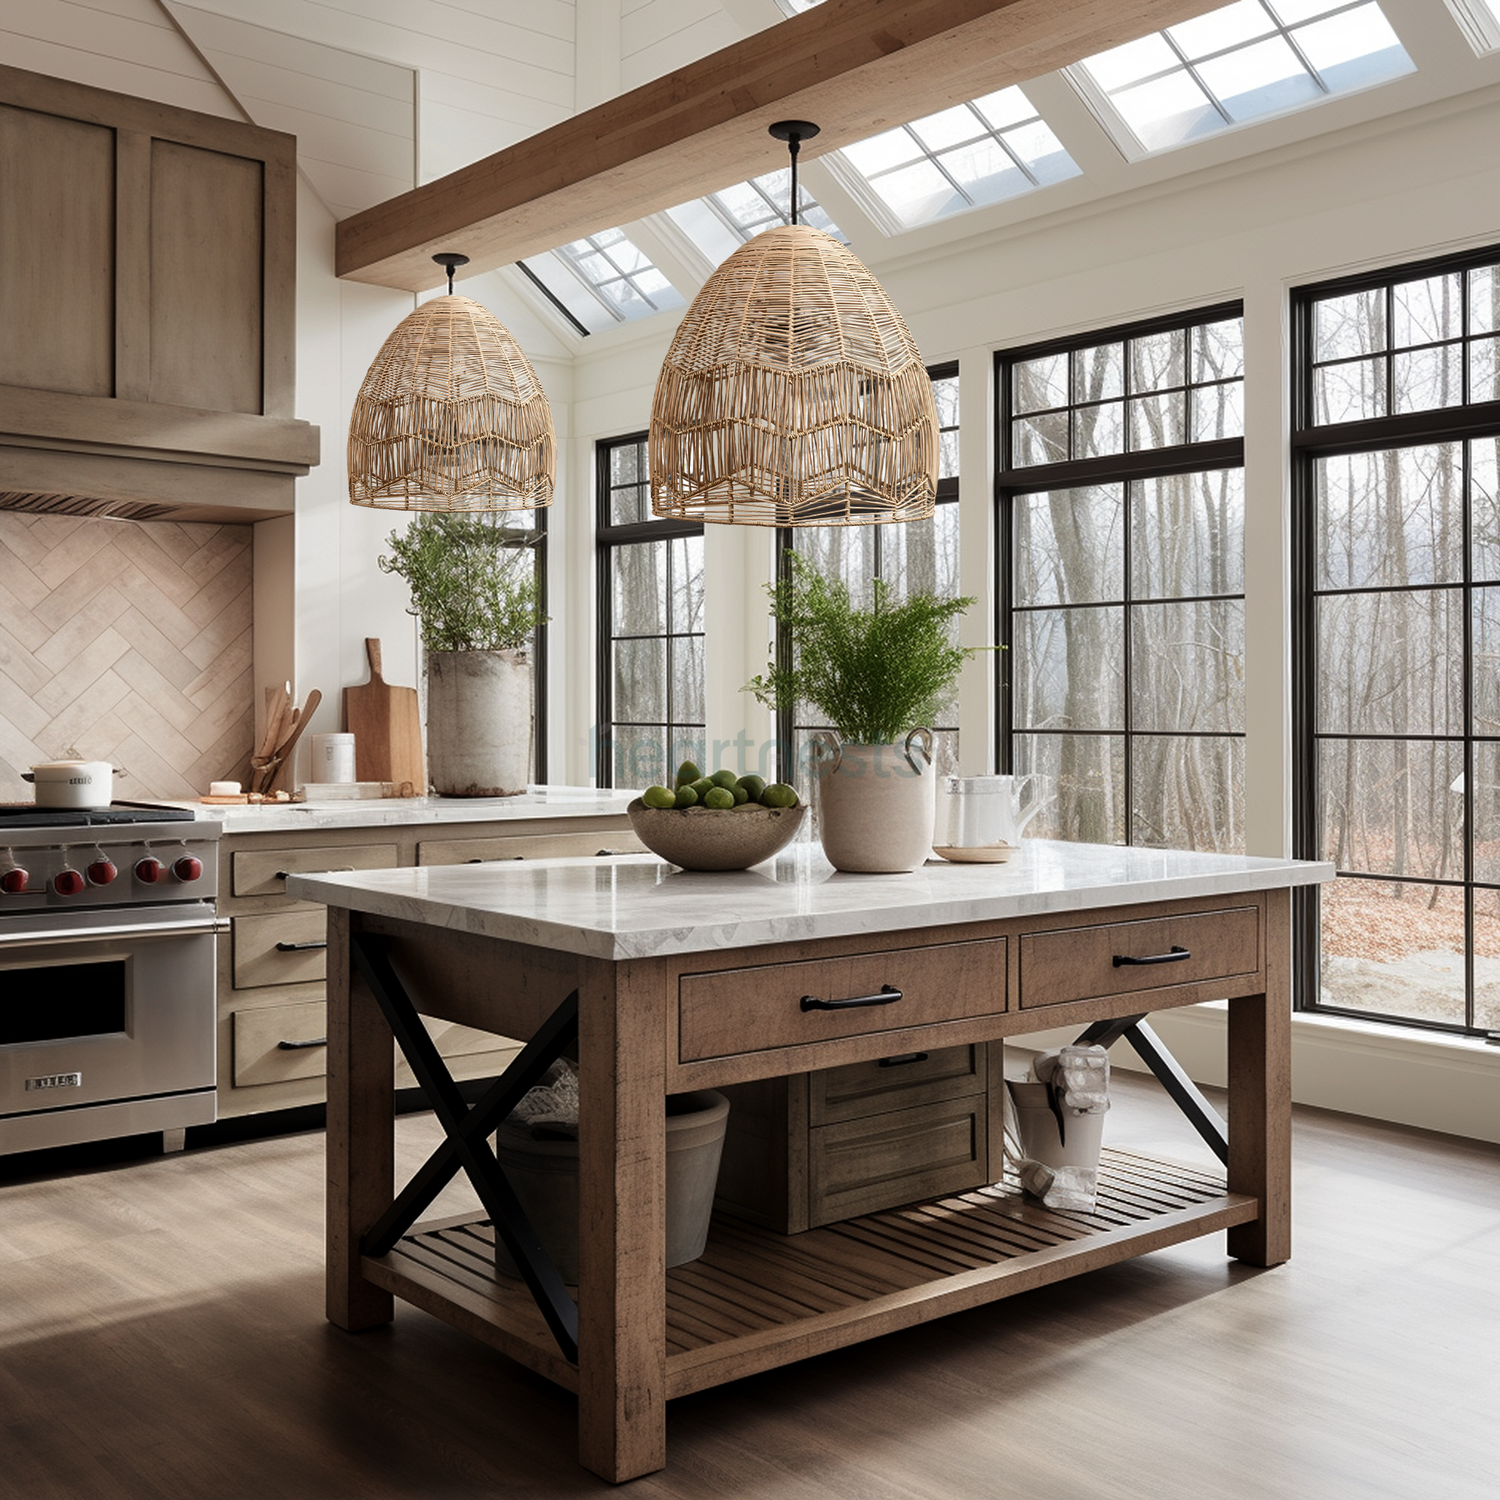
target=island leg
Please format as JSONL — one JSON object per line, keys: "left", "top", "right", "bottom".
{"left": 326, "top": 908, "right": 395, "bottom": 1329}
{"left": 577, "top": 956, "right": 668, "bottom": 1482}
{"left": 1227, "top": 889, "right": 1292, "bottom": 1267}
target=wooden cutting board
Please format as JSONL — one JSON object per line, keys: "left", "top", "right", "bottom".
{"left": 343, "top": 638, "right": 425, "bottom": 791}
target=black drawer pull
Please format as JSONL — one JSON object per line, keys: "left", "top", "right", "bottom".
{"left": 275, "top": 939, "right": 328, "bottom": 952}
{"left": 801, "top": 984, "right": 903, "bottom": 1012}
{"left": 1113, "top": 944, "right": 1190, "bottom": 968}
{"left": 277, "top": 1037, "right": 327, "bottom": 1050}
{"left": 466, "top": 856, "right": 524, "bottom": 863}
{"left": 879, "top": 1051, "right": 929, "bottom": 1068}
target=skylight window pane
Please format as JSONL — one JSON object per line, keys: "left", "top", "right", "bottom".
{"left": 1168, "top": 1, "right": 1276, "bottom": 58}
{"left": 1110, "top": 71, "right": 1221, "bottom": 152}
{"left": 1269, "top": 0, "right": 1348, "bottom": 21}
{"left": 1198, "top": 35, "right": 1319, "bottom": 121}
{"left": 942, "top": 141, "right": 1027, "bottom": 206}
{"left": 872, "top": 159, "right": 956, "bottom": 227}
{"left": 911, "top": 105, "right": 986, "bottom": 153}
{"left": 1085, "top": 32, "right": 1180, "bottom": 91}
{"left": 970, "top": 86, "right": 1037, "bottom": 131}
{"left": 1002, "top": 120, "right": 1078, "bottom": 184}
{"left": 842, "top": 128, "right": 923, "bottom": 176}
{"left": 1294, "top": 5, "right": 1411, "bottom": 88}
{"left": 666, "top": 170, "right": 844, "bottom": 267}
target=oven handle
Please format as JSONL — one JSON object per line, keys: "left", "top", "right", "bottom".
{"left": 0, "top": 916, "right": 229, "bottom": 948}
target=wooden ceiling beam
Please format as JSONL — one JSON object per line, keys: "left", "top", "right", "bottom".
{"left": 336, "top": 0, "right": 1223, "bottom": 291}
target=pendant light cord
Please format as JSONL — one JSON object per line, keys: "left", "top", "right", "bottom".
{"left": 788, "top": 131, "right": 800, "bottom": 226}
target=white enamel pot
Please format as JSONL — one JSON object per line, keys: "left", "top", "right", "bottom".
{"left": 23, "top": 760, "right": 117, "bottom": 809}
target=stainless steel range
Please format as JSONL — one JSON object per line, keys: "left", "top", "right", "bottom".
{"left": 0, "top": 803, "right": 224, "bottom": 1155}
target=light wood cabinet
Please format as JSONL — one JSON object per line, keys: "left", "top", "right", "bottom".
{"left": 215, "top": 813, "right": 642, "bottom": 1117}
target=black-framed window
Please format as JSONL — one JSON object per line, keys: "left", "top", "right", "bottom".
{"left": 997, "top": 304, "right": 1246, "bottom": 850}
{"left": 774, "top": 363, "right": 961, "bottom": 781}
{"left": 1292, "top": 246, "right": 1500, "bottom": 1040}
{"left": 596, "top": 433, "right": 705, "bottom": 788}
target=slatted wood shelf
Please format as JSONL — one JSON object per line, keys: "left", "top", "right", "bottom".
{"left": 363, "top": 1150, "right": 1256, "bottom": 1400}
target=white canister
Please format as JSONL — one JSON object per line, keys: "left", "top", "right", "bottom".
{"left": 310, "top": 733, "right": 357, "bottom": 784}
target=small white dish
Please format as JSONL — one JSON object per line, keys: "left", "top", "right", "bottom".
{"left": 932, "top": 843, "right": 1015, "bottom": 864}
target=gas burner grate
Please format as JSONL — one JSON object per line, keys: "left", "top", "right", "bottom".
{"left": 0, "top": 802, "right": 197, "bottom": 829}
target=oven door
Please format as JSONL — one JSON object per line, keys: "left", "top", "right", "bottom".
{"left": 0, "top": 906, "right": 225, "bottom": 1146}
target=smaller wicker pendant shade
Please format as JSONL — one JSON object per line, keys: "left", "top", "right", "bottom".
{"left": 650, "top": 224, "right": 938, "bottom": 526}
{"left": 348, "top": 293, "right": 555, "bottom": 512}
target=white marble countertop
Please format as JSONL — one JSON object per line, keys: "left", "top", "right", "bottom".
{"left": 288, "top": 840, "right": 1335, "bottom": 961}
{"left": 141, "top": 786, "right": 637, "bottom": 833}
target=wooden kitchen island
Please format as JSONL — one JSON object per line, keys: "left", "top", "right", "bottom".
{"left": 292, "top": 841, "right": 1332, "bottom": 1483}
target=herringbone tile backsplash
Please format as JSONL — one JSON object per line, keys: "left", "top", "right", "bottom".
{"left": 0, "top": 513, "right": 253, "bottom": 803}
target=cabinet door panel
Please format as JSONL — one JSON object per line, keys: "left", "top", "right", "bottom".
{"left": 150, "top": 139, "right": 263, "bottom": 414}
{"left": 0, "top": 104, "right": 114, "bottom": 397}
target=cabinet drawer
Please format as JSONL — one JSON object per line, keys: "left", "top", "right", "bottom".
{"left": 417, "top": 830, "right": 642, "bottom": 865}
{"left": 232, "top": 843, "right": 397, "bottom": 897}
{"left": 678, "top": 939, "right": 1007, "bottom": 1063}
{"left": 808, "top": 1096, "right": 988, "bottom": 1228}
{"left": 232, "top": 1000, "right": 328, "bottom": 1086}
{"left": 810, "top": 1044, "right": 985, "bottom": 1127}
{"left": 1019, "top": 906, "right": 1260, "bottom": 1010}
{"left": 232, "top": 1002, "right": 517, "bottom": 1089}
{"left": 232, "top": 909, "right": 327, "bottom": 989}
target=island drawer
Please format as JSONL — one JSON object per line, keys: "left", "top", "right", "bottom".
{"left": 417, "top": 830, "right": 643, "bottom": 865}
{"left": 810, "top": 1043, "right": 985, "bottom": 1127}
{"left": 678, "top": 939, "right": 1007, "bottom": 1063}
{"left": 232, "top": 843, "right": 398, "bottom": 898}
{"left": 1018, "top": 905, "right": 1260, "bottom": 1010}
{"left": 808, "top": 1095, "right": 989, "bottom": 1228}
{"left": 232, "top": 909, "right": 328, "bottom": 989}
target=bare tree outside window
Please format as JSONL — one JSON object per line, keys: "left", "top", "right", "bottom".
{"left": 1000, "top": 306, "right": 1246, "bottom": 854}
{"left": 1295, "top": 250, "right": 1500, "bottom": 1039}
{"left": 596, "top": 435, "right": 705, "bottom": 788}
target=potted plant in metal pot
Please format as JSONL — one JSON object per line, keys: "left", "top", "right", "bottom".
{"left": 747, "top": 551, "right": 978, "bottom": 872}
{"left": 379, "top": 514, "right": 547, "bottom": 796}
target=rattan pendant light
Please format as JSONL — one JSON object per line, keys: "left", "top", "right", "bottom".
{"left": 650, "top": 122, "right": 938, "bottom": 527}
{"left": 349, "top": 253, "right": 555, "bottom": 512}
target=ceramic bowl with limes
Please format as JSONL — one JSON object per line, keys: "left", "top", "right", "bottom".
{"left": 627, "top": 797, "right": 806, "bottom": 871}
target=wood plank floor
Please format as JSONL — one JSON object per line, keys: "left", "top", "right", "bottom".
{"left": 1, "top": 1074, "right": 1495, "bottom": 1500}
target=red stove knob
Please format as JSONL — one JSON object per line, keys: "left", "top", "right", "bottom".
{"left": 87, "top": 858, "right": 118, "bottom": 886}
{"left": 54, "top": 867, "right": 87, "bottom": 897}
{"left": 173, "top": 855, "right": 203, "bottom": 883}
{"left": 0, "top": 866, "right": 28, "bottom": 895}
{"left": 135, "top": 856, "right": 166, "bottom": 883}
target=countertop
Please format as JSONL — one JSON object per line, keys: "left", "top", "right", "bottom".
{"left": 145, "top": 786, "right": 637, "bottom": 833}
{"left": 288, "top": 840, "right": 1335, "bottom": 962}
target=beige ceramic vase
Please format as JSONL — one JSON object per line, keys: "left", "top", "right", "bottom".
{"left": 811, "top": 728, "right": 936, "bottom": 873}
{"left": 426, "top": 648, "right": 532, "bottom": 797}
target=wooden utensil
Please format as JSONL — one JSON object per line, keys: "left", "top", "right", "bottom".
{"left": 343, "top": 639, "right": 425, "bottom": 791}
{"left": 265, "top": 688, "right": 321, "bottom": 794}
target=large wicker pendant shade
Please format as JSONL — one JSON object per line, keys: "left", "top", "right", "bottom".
{"left": 649, "top": 223, "right": 939, "bottom": 526}
{"left": 348, "top": 284, "right": 555, "bottom": 513}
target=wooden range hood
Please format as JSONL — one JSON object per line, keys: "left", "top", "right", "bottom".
{"left": 337, "top": 0, "right": 1222, "bottom": 292}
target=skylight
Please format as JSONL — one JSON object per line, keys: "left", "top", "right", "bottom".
{"left": 519, "top": 228, "right": 683, "bottom": 336}
{"left": 838, "top": 87, "right": 1081, "bottom": 230}
{"left": 1446, "top": 0, "right": 1500, "bottom": 54}
{"left": 1073, "top": 1, "right": 1415, "bottom": 157}
{"left": 667, "top": 170, "right": 844, "bottom": 267}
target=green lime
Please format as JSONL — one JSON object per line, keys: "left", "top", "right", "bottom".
{"left": 738, "top": 774, "right": 767, "bottom": 800}
{"left": 734, "top": 797, "right": 762, "bottom": 810}
{"left": 673, "top": 785, "right": 699, "bottom": 808}
{"left": 710, "top": 769, "right": 739, "bottom": 789}
{"left": 674, "top": 759, "right": 702, "bottom": 788}
{"left": 690, "top": 777, "right": 715, "bottom": 799}
{"left": 642, "top": 785, "right": 676, "bottom": 809}
{"left": 731, "top": 784, "right": 749, "bottom": 804}
{"left": 703, "top": 786, "right": 735, "bottom": 810}
{"left": 761, "top": 783, "right": 799, "bottom": 808}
